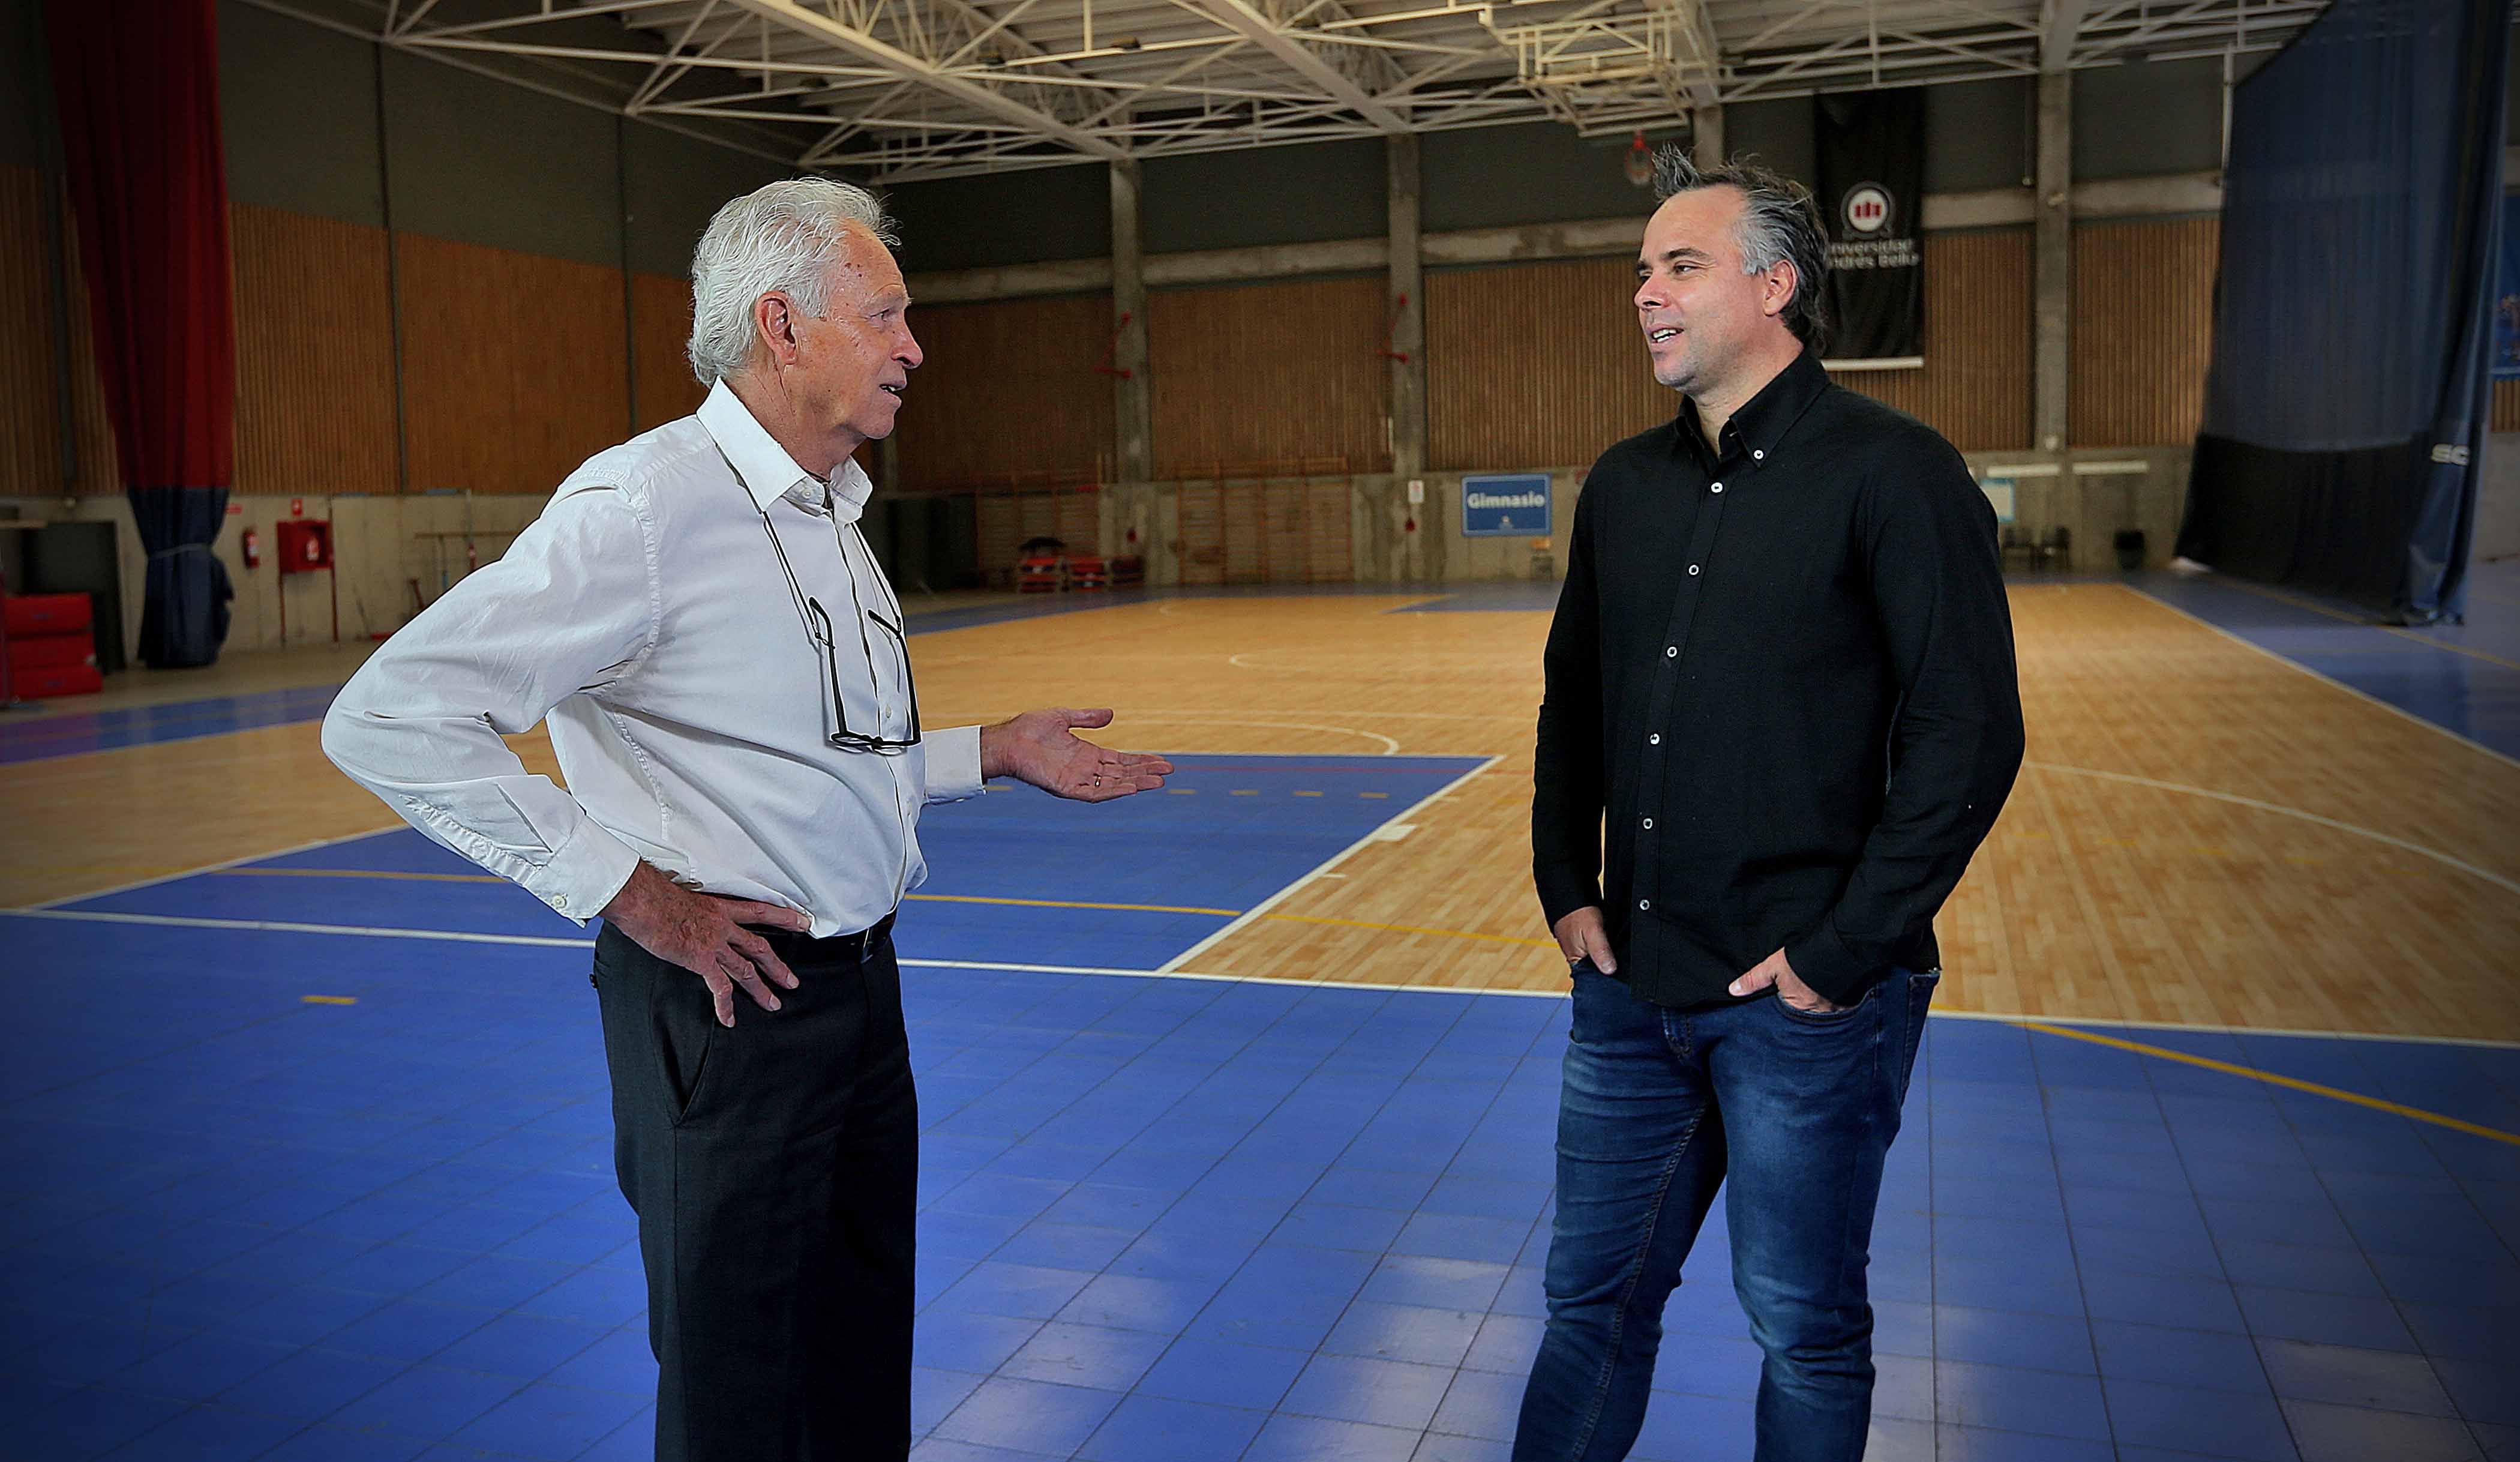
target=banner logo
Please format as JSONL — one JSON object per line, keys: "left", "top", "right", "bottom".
{"left": 1843, "top": 183, "right": 1893, "bottom": 236}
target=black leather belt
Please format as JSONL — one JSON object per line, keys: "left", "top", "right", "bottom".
{"left": 763, "top": 911, "right": 895, "bottom": 965}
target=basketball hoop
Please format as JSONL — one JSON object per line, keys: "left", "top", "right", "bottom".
{"left": 1624, "top": 130, "right": 1654, "bottom": 188}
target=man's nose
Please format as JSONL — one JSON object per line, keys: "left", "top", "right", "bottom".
{"left": 898, "top": 328, "right": 923, "bottom": 372}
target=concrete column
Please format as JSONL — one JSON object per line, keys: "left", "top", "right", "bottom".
{"left": 2034, "top": 70, "right": 2072, "bottom": 454}
{"left": 1691, "top": 104, "right": 1724, "bottom": 170}
{"left": 1109, "top": 157, "right": 1153, "bottom": 485}
{"left": 1387, "top": 134, "right": 1427, "bottom": 485}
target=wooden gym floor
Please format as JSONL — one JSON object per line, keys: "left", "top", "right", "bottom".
{"left": 4, "top": 569, "right": 2515, "bottom": 1044}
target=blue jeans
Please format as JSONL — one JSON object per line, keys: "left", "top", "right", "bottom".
{"left": 1513, "top": 965, "right": 1937, "bottom": 1462}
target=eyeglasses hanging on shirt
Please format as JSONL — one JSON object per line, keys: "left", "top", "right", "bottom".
{"left": 751, "top": 484, "right": 922, "bottom": 754}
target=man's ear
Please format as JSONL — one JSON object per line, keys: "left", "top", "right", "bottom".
{"left": 755, "top": 292, "right": 800, "bottom": 365}
{"left": 1763, "top": 260, "right": 1800, "bottom": 320}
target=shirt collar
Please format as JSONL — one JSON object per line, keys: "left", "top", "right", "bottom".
{"left": 696, "top": 378, "right": 875, "bottom": 525}
{"left": 1677, "top": 348, "right": 1831, "bottom": 471}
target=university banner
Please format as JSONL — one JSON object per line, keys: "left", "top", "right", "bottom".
{"left": 1814, "top": 88, "right": 1925, "bottom": 367}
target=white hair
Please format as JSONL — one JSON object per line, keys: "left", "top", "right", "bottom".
{"left": 686, "top": 177, "right": 899, "bottom": 385}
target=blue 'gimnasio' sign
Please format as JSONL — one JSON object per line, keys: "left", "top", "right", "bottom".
{"left": 1461, "top": 474, "right": 1551, "bottom": 537}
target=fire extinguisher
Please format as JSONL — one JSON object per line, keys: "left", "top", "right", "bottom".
{"left": 241, "top": 527, "right": 261, "bottom": 570}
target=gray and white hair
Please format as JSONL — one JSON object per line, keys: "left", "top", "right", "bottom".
{"left": 1650, "top": 147, "right": 1831, "bottom": 352}
{"left": 686, "top": 177, "right": 900, "bottom": 385}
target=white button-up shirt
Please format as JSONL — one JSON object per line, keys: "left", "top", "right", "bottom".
{"left": 323, "top": 381, "right": 983, "bottom": 937}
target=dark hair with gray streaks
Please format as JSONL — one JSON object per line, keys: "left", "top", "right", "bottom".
{"left": 1650, "top": 146, "right": 1830, "bottom": 352}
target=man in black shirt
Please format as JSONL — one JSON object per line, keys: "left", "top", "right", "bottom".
{"left": 1516, "top": 152, "right": 2024, "bottom": 1462}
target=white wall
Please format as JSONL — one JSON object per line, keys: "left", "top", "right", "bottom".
{"left": 0, "top": 490, "right": 553, "bottom": 660}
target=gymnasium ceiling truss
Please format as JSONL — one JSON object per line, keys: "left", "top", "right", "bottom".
{"left": 298, "top": 0, "right": 2333, "bottom": 179}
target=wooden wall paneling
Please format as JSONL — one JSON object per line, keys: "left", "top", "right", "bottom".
{"left": 891, "top": 292, "right": 1114, "bottom": 491}
{"left": 1054, "top": 487, "right": 1099, "bottom": 555}
{"left": 227, "top": 203, "right": 400, "bottom": 498}
{"left": 631, "top": 271, "right": 705, "bottom": 432}
{"left": 2070, "top": 216, "right": 2219, "bottom": 448}
{"left": 1307, "top": 479, "right": 1351, "bottom": 581}
{"left": 1262, "top": 478, "right": 1307, "bottom": 583}
{"left": 974, "top": 492, "right": 1018, "bottom": 586}
{"left": 1427, "top": 255, "right": 1671, "bottom": 472}
{"left": 1148, "top": 275, "right": 1391, "bottom": 478}
{"left": 0, "top": 165, "right": 65, "bottom": 498}
{"left": 1222, "top": 479, "right": 1264, "bottom": 583}
{"left": 1428, "top": 235, "right": 2033, "bottom": 467}
{"left": 2493, "top": 378, "right": 2519, "bottom": 433}
{"left": 957, "top": 486, "right": 1101, "bottom": 585}
{"left": 1178, "top": 480, "right": 1224, "bottom": 584}
{"left": 1835, "top": 227, "right": 2035, "bottom": 451}
{"left": 395, "top": 233, "right": 628, "bottom": 496}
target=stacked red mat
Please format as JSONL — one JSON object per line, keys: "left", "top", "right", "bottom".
{"left": 4, "top": 593, "right": 102, "bottom": 699}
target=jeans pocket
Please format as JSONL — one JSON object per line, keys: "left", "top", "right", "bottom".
{"left": 1774, "top": 981, "right": 1876, "bottom": 1025}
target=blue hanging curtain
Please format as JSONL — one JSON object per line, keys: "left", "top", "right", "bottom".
{"left": 45, "top": 0, "right": 237, "bottom": 667}
{"left": 2174, "top": 0, "right": 2509, "bottom": 622}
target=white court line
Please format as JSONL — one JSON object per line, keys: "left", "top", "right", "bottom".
{"left": 7, "top": 906, "right": 595, "bottom": 948}
{"left": 2119, "top": 582, "right": 2520, "bottom": 773}
{"left": 1928, "top": 1006, "right": 2520, "bottom": 1051}
{"left": 1154, "top": 754, "right": 1504, "bottom": 975}
{"left": 2023, "top": 760, "right": 2520, "bottom": 900}
{"left": 16, "top": 904, "right": 2515, "bottom": 1048}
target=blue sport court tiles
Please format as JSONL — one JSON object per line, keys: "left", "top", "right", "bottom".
{"left": 2129, "top": 563, "right": 2520, "bottom": 763}
{"left": 8, "top": 750, "right": 2518, "bottom": 1459}
{"left": 0, "top": 682, "right": 349, "bottom": 766}
{"left": 43, "top": 753, "right": 1488, "bottom": 973}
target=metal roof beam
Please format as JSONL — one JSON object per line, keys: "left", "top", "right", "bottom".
{"left": 1192, "top": 0, "right": 1412, "bottom": 130}
{"left": 718, "top": 0, "right": 1126, "bottom": 156}
{"left": 2041, "top": 0, "right": 2090, "bottom": 70}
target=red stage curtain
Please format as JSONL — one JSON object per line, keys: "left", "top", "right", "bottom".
{"left": 46, "top": 0, "right": 236, "bottom": 666}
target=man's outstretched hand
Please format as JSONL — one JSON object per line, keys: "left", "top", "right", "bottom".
{"left": 982, "top": 709, "right": 1172, "bottom": 801}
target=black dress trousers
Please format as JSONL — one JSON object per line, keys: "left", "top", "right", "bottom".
{"left": 592, "top": 916, "right": 917, "bottom": 1462}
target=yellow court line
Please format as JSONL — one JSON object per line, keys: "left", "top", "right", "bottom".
{"left": 199, "top": 866, "right": 1555, "bottom": 949}
{"left": 209, "top": 872, "right": 1250, "bottom": 917}
{"left": 2016, "top": 1020, "right": 2520, "bottom": 1148}
{"left": 2219, "top": 577, "right": 2520, "bottom": 673}
{"left": 301, "top": 995, "right": 358, "bottom": 1005}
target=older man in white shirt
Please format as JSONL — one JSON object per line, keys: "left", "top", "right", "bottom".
{"left": 324, "top": 178, "right": 1168, "bottom": 1462}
